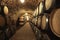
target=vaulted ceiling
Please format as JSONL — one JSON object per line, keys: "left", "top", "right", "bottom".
{"left": 1, "top": 0, "right": 41, "bottom": 17}
{"left": 1, "top": 0, "right": 41, "bottom": 11}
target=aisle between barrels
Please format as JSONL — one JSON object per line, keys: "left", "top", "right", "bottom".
{"left": 9, "top": 22, "right": 36, "bottom": 40}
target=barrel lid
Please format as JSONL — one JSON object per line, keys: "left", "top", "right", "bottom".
{"left": 41, "top": 14, "right": 48, "bottom": 30}
{"left": 39, "top": 1, "right": 44, "bottom": 14}
{"left": 4, "top": 5, "right": 9, "bottom": 15}
{"left": 49, "top": 8, "right": 60, "bottom": 37}
{"left": 44, "top": 0, "right": 55, "bottom": 13}
{"left": 45, "top": 0, "right": 53, "bottom": 10}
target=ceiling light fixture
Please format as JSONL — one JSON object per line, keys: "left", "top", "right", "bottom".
{"left": 20, "top": 0, "right": 25, "bottom": 3}
{"left": 25, "top": 13, "right": 28, "bottom": 16}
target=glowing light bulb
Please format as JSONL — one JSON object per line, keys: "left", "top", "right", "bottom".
{"left": 46, "top": 18, "right": 48, "bottom": 22}
{"left": 25, "top": 13, "right": 28, "bottom": 16}
{"left": 20, "top": 0, "right": 25, "bottom": 3}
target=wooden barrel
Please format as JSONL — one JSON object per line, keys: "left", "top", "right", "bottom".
{"left": 0, "top": 15, "right": 5, "bottom": 27}
{"left": 44, "top": 0, "right": 55, "bottom": 12}
{"left": 0, "top": 5, "right": 8, "bottom": 15}
{"left": 37, "top": 16, "right": 41, "bottom": 28}
{"left": 41, "top": 14, "right": 49, "bottom": 30}
{"left": 0, "top": 5, "right": 7, "bottom": 29}
{"left": 49, "top": 8, "right": 60, "bottom": 37}
{"left": 39, "top": 1, "right": 44, "bottom": 14}
{"left": 3, "top": 5, "right": 9, "bottom": 15}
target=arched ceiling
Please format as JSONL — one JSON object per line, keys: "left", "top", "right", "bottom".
{"left": 1, "top": 0, "right": 41, "bottom": 17}
{"left": 1, "top": 0, "right": 41, "bottom": 11}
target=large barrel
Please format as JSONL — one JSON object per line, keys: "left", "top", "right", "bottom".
{"left": 49, "top": 8, "right": 60, "bottom": 37}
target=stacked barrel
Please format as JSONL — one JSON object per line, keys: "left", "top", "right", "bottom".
{"left": 40, "top": 0, "right": 60, "bottom": 40}
{"left": 0, "top": 5, "right": 17, "bottom": 40}
{"left": 31, "top": 0, "right": 60, "bottom": 40}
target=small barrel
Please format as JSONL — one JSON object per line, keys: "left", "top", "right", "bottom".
{"left": 41, "top": 14, "right": 49, "bottom": 31}
{"left": 44, "top": 0, "right": 60, "bottom": 13}
{"left": 37, "top": 16, "right": 41, "bottom": 28}
{"left": 45, "top": 0, "right": 55, "bottom": 11}
{"left": 38, "top": 1, "right": 44, "bottom": 14}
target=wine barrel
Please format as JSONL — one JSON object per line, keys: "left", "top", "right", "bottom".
{"left": 41, "top": 14, "right": 49, "bottom": 31}
{"left": 39, "top": 1, "right": 44, "bottom": 14}
{"left": 44, "top": 0, "right": 55, "bottom": 13}
{"left": 4, "top": 5, "right": 9, "bottom": 15}
{"left": 49, "top": 8, "right": 60, "bottom": 37}
{"left": 37, "top": 16, "right": 41, "bottom": 28}
{"left": 0, "top": 5, "right": 8, "bottom": 15}
{"left": 0, "top": 15, "right": 7, "bottom": 30}
{"left": 0, "top": 15, "right": 5, "bottom": 27}
{"left": 0, "top": 5, "right": 7, "bottom": 30}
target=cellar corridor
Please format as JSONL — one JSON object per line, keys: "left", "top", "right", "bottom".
{"left": 10, "top": 22, "right": 36, "bottom": 40}
{"left": 0, "top": 0, "right": 60, "bottom": 40}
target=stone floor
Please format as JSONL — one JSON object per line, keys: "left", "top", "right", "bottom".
{"left": 10, "top": 22, "right": 36, "bottom": 40}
